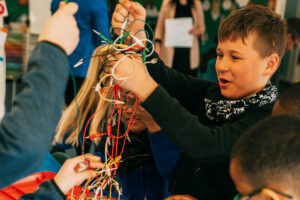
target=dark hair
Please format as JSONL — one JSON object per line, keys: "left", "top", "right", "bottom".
{"left": 171, "top": 0, "right": 194, "bottom": 7}
{"left": 218, "top": 5, "right": 286, "bottom": 60}
{"left": 277, "top": 82, "right": 300, "bottom": 115}
{"left": 231, "top": 115, "right": 300, "bottom": 193}
{"left": 286, "top": 17, "right": 300, "bottom": 40}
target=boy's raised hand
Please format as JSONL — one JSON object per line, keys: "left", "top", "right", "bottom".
{"left": 112, "top": 0, "right": 146, "bottom": 41}
{"left": 108, "top": 53, "right": 157, "bottom": 102}
{"left": 38, "top": 2, "right": 79, "bottom": 55}
{"left": 135, "top": 105, "right": 161, "bottom": 133}
{"left": 53, "top": 154, "right": 104, "bottom": 194}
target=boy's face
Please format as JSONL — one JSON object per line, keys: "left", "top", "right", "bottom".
{"left": 216, "top": 33, "right": 271, "bottom": 99}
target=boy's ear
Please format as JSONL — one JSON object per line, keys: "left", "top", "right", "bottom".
{"left": 263, "top": 53, "right": 279, "bottom": 76}
{"left": 260, "top": 188, "right": 281, "bottom": 200}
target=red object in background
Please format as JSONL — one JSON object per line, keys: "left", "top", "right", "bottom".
{"left": 0, "top": 172, "right": 56, "bottom": 200}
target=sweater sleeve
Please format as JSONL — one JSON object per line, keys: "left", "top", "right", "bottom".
{"left": 147, "top": 130, "right": 181, "bottom": 178}
{"left": 142, "top": 86, "right": 271, "bottom": 161}
{"left": 0, "top": 42, "right": 69, "bottom": 188}
{"left": 19, "top": 180, "right": 66, "bottom": 200}
{"left": 146, "top": 53, "right": 215, "bottom": 112}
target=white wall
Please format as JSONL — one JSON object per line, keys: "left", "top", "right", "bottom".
{"left": 275, "top": 0, "right": 287, "bottom": 16}
{"left": 29, "top": 0, "right": 51, "bottom": 34}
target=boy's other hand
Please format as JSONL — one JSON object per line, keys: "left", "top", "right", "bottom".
{"left": 165, "top": 194, "right": 199, "bottom": 200}
{"left": 38, "top": 2, "right": 79, "bottom": 55}
{"left": 135, "top": 105, "right": 161, "bottom": 133}
{"left": 112, "top": 0, "right": 146, "bottom": 41}
{"left": 108, "top": 53, "right": 158, "bottom": 102}
{"left": 53, "top": 154, "right": 104, "bottom": 194}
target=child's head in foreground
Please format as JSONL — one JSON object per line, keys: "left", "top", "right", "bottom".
{"left": 230, "top": 115, "right": 300, "bottom": 200}
{"left": 216, "top": 5, "right": 286, "bottom": 99}
{"left": 272, "top": 82, "right": 300, "bottom": 116}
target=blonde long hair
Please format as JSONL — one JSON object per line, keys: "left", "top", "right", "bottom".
{"left": 56, "top": 44, "right": 126, "bottom": 146}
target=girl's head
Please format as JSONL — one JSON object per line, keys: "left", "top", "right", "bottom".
{"left": 56, "top": 44, "right": 124, "bottom": 146}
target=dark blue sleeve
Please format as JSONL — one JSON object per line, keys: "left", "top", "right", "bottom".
{"left": 0, "top": 42, "right": 69, "bottom": 188}
{"left": 147, "top": 130, "right": 181, "bottom": 178}
{"left": 19, "top": 180, "right": 66, "bottom": 200}
{"left": 50, "top": 0, "right": 60, "bottom": 14}
{"left": 91, "top": 0, "right": 111, "bottom": 45}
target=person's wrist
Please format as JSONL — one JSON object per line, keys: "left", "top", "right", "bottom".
{"left": 135, "top": 31, "right": 147, "bottom": 41}
{"left": 38, "top": 39, "right": 68, "bottom": 55}
{"left": 53, "top": 176, "right": 69, "bottom": 194}
{"left": 146, "top": 122, "right": 161, "bottom": 133}
{"left": 136, "top": 77, "right": 158, "bottom": 102}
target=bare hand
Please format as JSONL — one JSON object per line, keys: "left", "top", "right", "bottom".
{"left": 38, "top": 2, "right": 79, "bottom": 55}
{"left": 112, "top": 0, "right": 146, "bottom": 41}
{"left": 165, "top": 194, "right": 199, "bottom": 200}
{"left": 189, "top": 27, "right": 201, "bottom": 36}
{"left": 108, "top": 53, "right": 157, "bottom": 102}
{"left": 54, "top": 154, "right": 104, "bottom": 194}
{"left": 135, "top": 105, "right": 161, "bottom": 133}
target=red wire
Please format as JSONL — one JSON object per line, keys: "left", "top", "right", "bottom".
{"left": 81, "top": 86, "right": 111, "bottom": 155}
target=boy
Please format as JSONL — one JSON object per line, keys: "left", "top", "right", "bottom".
{"left": 230, "top": 115, "right": 300, "bottom": 199}
{"left": 272, "top": 82, "right": 300, "bottom": 116}
{"left": 111, "top": 1, "right": 286, "bottom": 199}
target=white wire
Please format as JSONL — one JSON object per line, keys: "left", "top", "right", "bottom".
{"left": 111, "top": 54, "right": 129, "bottom": 81}
{"left": 120, "top": 16, "right": 129, "bottom": 37}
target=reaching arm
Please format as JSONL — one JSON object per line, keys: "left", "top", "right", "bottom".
{"left": 19, "top": 154, "right": 104, "bottom": 200}
{"left": 0, "top": 42, "right": 69, "bottom": 188}
{"left": 0, "top": 2, "right": 79, "bottom": 188}
{"left": 142, "top": 86, "right": 272, "bottom": 160}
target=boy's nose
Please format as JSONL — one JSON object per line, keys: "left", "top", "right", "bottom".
{"left": 216, "top": 58, "right": 229, "bottom": 72}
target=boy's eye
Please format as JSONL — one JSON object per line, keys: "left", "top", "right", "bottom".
{"left": 217, "top": 53, "right": 223, "bottom": 58}
{"left": 232, "top": 56, "right": 240, "bottom": 60}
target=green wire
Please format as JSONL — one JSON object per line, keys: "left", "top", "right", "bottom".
{"left": 127, "top": 18, "right": 155, "bottom": 53}
{"left": 93, "top": 29, "right": 110, "bottom": 43}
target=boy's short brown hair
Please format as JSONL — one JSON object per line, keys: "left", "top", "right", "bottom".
{"left": 218, "top": 5, "right": 286, "bottom": 60}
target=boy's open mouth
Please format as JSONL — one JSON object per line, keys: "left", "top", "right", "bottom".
{"left": 219, "top": 78, "right": 231, "bottom": 87}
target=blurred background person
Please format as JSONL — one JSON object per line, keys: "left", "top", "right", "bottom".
{"left": 154, "top": 0, "right": 205, "bottom": 77}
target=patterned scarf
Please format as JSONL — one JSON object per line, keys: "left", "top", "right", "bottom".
{"left": 204, "top": 82, "right": 278, "bottom": 122}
